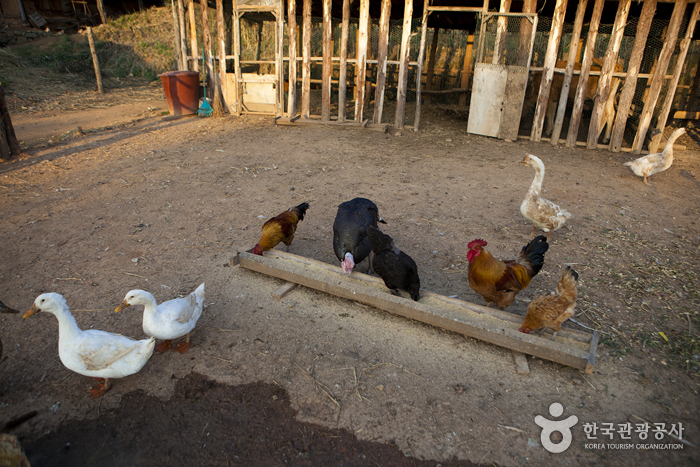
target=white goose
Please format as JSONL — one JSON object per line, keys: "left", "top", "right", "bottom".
{"left": 115, "top": 283, "right": 205, "bottom": 354}
{"left": 624, "top": 128, "right": 686, "bottom": 184}
{"left": 24, "top": 293, "right": 155, "bottom": 398}
{"left": 520, "top": 154, "right": 572, "bottom": 240}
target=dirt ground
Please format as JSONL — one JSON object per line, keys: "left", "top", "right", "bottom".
{"left": 1, "top": 83, "right": 699, "bottom": 466}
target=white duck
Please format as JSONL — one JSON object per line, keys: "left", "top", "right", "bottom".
{"left": 520, "top": 154, "right": 572, "bottom": 240}
{"left": 24, "top": 293, "right": 155, "bottom": 399}
{"left": 624, "top": 128, "right": 686, "bottom": 184}
{"left": 115, "top": 283, "right": 205, "bottom": 354}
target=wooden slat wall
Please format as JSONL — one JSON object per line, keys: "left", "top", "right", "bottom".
{"left": 322, "top": 0, "right": 332, "bottom": 121}
{"left": 373, "top": 0, "right": 392, "bottom": 124}
{"left": 566, "top": 0, "right": 604, "bottom": 147}
{"left": 586, "top": 0, "right": 630, "bottom": 148}
{"left": 354, "top": 0, "right": 370, "bottom": 122}
{"left": 530, "top": 0, "right": 567, "bottom": 142}
{"left": 395, "top": 0, "right": 414, "bottom": 128}
{"left": 413, "top": 0, "right": 429, "bottom": 130}
{"left": 301, "top": 0, "right": 312, "bottom": 118}
{"left": 610, "top": 0, "right": 657, "bottom": 153}
{"left": 647, "top": 2, "right": 700, "bottom": 153}
{"left": 631, "top": 0, "right": 688, "bottom": 154}
{"left": 337, "top": 0, "right": 350, "bottom": 122}
{"left": 287, "top": 0, "right": 298, "bottom": 117}
{"left": 550, "top": 0, "right": 587, "bottom": 145}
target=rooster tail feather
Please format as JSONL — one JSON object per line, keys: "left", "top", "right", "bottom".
{"left": 520, "top": 235, "right": 549, "bottom": 275}
{"left": 292, "top": 202, "right": 310, "bottom": 221}
{"left": 556, "top": 266, "right": 579, "bottom": 302}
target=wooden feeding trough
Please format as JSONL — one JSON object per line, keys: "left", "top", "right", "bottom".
{"left": 236, "top": 249, "right": 599, "bottom": 374}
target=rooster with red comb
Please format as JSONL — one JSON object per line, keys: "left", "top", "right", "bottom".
{"left": 466, "top": 236, "right": 549, "bottom": 310}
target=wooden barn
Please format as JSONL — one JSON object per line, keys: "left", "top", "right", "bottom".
{"left": 172, "top": 0, "right": 700, "bottom": 153}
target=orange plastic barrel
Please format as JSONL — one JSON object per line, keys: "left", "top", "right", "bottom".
{"left": 159, "top": 71, "right": 200, "bottom": 115}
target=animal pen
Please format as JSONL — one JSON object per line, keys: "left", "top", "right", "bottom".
{"left": 172, "top": 0, "right": 700, "bottom": 154}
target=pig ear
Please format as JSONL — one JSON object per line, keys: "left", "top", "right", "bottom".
{"left": 467, "top": 239, "right": 487, "bottom": 249}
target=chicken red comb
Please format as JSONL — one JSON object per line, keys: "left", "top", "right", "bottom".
{"left": 467, "top": 239, "right": 487, "bottom": 249}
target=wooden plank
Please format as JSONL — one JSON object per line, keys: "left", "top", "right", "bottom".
{"left": 216, "top": 0, "right": 228, "bottom": 112}
{"left": 512, "top": 351, "right": 530, "bottom": 375}
{"left": 566, "top": 0, "right": 604, "bottom": 148}
{"left": 287, "top": 0, "right": 298, "bottom": 117}
{"left": 648, "top": 2, "right": 700, "bottom": 153}
{"left": 610, "top": 0, "right": 657, "bottom": 153}
{"left": 278, "top": 12, "right": 285, "bottom": 117}
{"left": 275, "top": 117, "right": 388, "bottom": 132}
{"left": 550, "top": 0, "right": 587, "bottom": 145}
{"left": 674, "top": 111, "right": 700, "bottom": 119}
{"left": 587, "top": 0, "right": 630, "bottom": 149}
{"left": 355, "top": 0, "right": 370, "bottom": 122}
{"left": 631, "top": 0, "right": 688, "bottom": 154}
{"left": 178, "top": 0, "right": 188, "bottom": 69}
{"left": 301, "top": 0, "right": 312, "bottom": 119}
{"left": 395, "top": 0, "right": 414, "bottom": 129}
{"left": 516, "top": 0, "right": 537, "bottom": 67}
{"left": 273, "top": 282, "right": 298, "bottom": 299}
{"left": 172, "top": 0, "right": 183, "bottom": 70}
{"left": 492, "top": 0, "right": 511, "bottom": 65}
{"left": 458, "top": 34, "right": 474, "bottom": 108}
{"left": 373, "top": 0, "right": 392, "bottom": 124}
{"left": 321, "top": 0, "right": 332, "bottom": 121}
{"left": 233, "top": 1, "right": 241, "bottom": 115}
{"left": 201, "top": 0, "right": 214, "bottom": 98}
{"left": 413, "top": 0, "right": 429, "bottom": 131}
{"left": 337, "top": 0, "right": 350, "bottom": 122}
{"left": 424, "top": 28, "right": 440, "bottom": 107}
{"left": 529, "top": 0, "right": 567, "bottom": 142}
{"left": 238, "top": 250, "right": 597, "bottom": 372}
{"left": 188, "top": 0, "right": 199, "bottom": 72}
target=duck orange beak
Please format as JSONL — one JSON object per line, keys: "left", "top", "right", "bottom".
{"left": 23, "top": 304, "right": 40, "bottom": 319}
{"left": 114, "top": 301, "right": 131, "bottom": 313}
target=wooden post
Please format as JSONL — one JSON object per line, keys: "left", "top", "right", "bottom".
{"left": 201, "top": 0, "right": 214, "bottom": 96}
{"left": 516, "top": 0, "right": 537, "bottom": 67}
{"left": 631, "top": 0, "right": 688, "bottom": 154}
{"left": 337, "top": 0, "right": 350, "bottom": 122}
{"left": 550, "top": 0, "right": 587, "bottom": 145}
{"left": 610, "top": 0, "right": 656, "bottom": 152}
{"left": 301, "top": 0, "right": 312, "bottom": 118}
{"left": 530, "top": 0, "right": 567, "bottom": 142}
{"left": 178, "top": 0, "right": 188, "bottom": 70}
{"left": 216, "top": 0, "right": 227, "bottom": 111}
{"left": 321, "top": 0, "right": 332, "bottom": 121}
{"left": 172, "top": 0, "right": 183, "bottom": 70}
{"left": 492, "top": 0, "right": 511, "bottom": 65}
{"left": 86, "top": 27, "right": 104, "bottom": 94}
{"left": 233, "top": 1, "right": 241, "bottom": 115}
{"left": 586, "top": 0, "right": 630, "bottom": 149}
{"left": 355, "top": 0, "right": 370, "bottom": 122}
{"left": 373, "top": 0, "right": 392, "bottom": 124}
{"left": 413, "top": 0, "right": 429, "bottom": 131}
{"left": 458, "top": 34, "right": 473, "bottom": 108}
{"left": 648, "top": 2, "right": 699, "bottom": 153}
{"left": 277, "top": 11, "right": 284, "bottom": 117}
{"left": 0, "top": 83, "right": 21, "bottom": 158}
{"left": 425, "top": 28, "right": 439, "bottom": 107}
{"left": 566, "top": 0, "right": 604, "bottom": 148}
{"left": 287, "top": 0, "right": 298, "bottom": 117}
{"left": 96, "top": 0, "right": 106, "bottom": 24}
{"left": 395, "top": 0, "right": 413, "bottom": 129}
{"left": 189, "top": 0, "right": 199, "bottom": 72}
